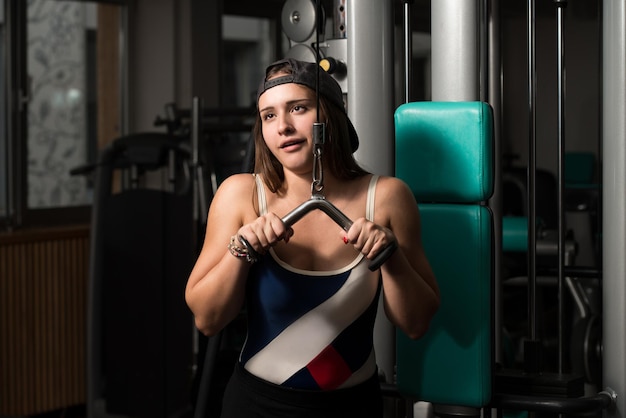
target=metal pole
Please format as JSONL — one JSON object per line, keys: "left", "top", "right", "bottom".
{"left": 602, "top": 0, "right": 626, "bottom": 415}
{"left": 346, "top": 0, "right": 395, "bottom": 382}
{"left": 431, "top": 0, "right": 480, "bottom": 101}
{"left": 403, "top": 0, "right": 413, "bottom": 103}
{"left": 555, "top": 0, "right": 567, "bottom": 375}
{"left": 192, "top": 96, "right": 201, "bottom": 225}
{"left": 347, "top": 0, "right": 394, "bottom": 175}
{"left": 486, "top": 0, "right": 503, "bottom": 364}
{"left": 525, "top": 0, "right": 540, "bottom": 373}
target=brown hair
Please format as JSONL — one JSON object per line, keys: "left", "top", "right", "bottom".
{"left": 254, "top": 62, "right": 368, "bottom": 193}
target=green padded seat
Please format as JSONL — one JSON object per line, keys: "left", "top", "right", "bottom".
{"left": 395, "top": 101, "right": 493, "bottom": 203}
{"left": 395, "top": 101, "right": 494, "bottom": 409}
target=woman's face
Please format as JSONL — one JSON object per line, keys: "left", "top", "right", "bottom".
{"left": 258, "top": 82, "right": 318, "bottom": 174}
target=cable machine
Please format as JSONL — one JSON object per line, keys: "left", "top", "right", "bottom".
{"left": 190, "top": 0, "right": 623, "bottom": 416}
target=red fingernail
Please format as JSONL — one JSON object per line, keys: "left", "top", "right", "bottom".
{"left": 343, "top": 236, "right": 349, "bottom": 244}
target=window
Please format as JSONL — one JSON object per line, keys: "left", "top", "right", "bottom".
{"left": 27, "top": 1, "right": 95, "bottom": 210}
{"left": 1, "top": 0, "right": 124, "bottom": 229}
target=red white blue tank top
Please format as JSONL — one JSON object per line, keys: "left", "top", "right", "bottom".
{"left": 240, "top": 175, "right": 381, "bottom": 390}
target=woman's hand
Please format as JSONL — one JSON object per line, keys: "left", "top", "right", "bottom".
{"left": 236, "top": 212, "right": 294, "bottom": 256}
{"left": 344, "top": 217, "right": 397, "bottom": 260}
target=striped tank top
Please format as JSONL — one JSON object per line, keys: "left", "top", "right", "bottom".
{"left": 239, "top": 174, "right": 382, "bottom": 390}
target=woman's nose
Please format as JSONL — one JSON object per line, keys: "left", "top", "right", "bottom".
{"left": 278, "top": 113, "right": 294, "bottom": 135}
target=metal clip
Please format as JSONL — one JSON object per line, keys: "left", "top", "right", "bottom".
{"left": 311, "top": 146, "right": 324, "bottom": 196}
{"left": 311, "top": 122, "right": 325, "bottom": 196}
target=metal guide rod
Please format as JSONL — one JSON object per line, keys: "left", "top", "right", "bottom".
{"left": 555, "top": 0, "right": 567, "bottom": 375}
{"left": 192, "top": 96, "right": 201, "bottom": 224}
{"left": 487, "top": 0, "right": 504, "bottom": 365}
{"left": 191, "top": 97, "right": 209, "bottom": 227}
{"left": 190, "top": 96, "right": 204, "bottom": 418}
{"left": 403, "top": 0, "right": 413, "bottom": 103}
{"left": 315, "top": 0, "right": 322, "bottom": 121}
{"left": 526, "top": 0, "right": 538, "bottom": 349}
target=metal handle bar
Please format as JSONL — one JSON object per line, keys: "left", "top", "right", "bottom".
{"left": 240, "top": 196, "right": 397, "bottom": 271}
{"left": 282, "top": 197, "right": 352, "bottom": 231}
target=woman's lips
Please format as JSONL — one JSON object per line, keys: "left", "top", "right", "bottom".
{"left": 280, "top": 139, "right": 306, "bottom": 149}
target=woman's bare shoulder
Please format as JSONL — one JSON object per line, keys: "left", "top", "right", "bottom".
{"left": 373, "top": 175, "right": 419, "bottom": 221}
{"left": 209, "top": 173, "right": 258, "bottom": 212}
{"left": 375, "top": 175, "right": 414, "bottom": 199}
{"left": 214, "top": 173, "right": 257, "bottom": 197}
{"left": 206, "top": 173, "right": 259, "bottom": 226}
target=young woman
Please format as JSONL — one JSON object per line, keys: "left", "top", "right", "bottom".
{"left": 185, "top": 58, "right": 440, "bottom": 418}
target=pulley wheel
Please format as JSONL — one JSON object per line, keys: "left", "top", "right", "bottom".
{"left": 282, "top": 0, "right": 317, "bottom": 43}
{"left": 284, "top": 43, "right": 318, "bottom": 63}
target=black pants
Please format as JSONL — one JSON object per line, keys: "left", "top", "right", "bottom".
{"left": 220, "top": 363, "right": 383, "bottom": 418}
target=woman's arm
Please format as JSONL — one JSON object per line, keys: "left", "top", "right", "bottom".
{"left": 348, "top": 176, "right": 440, "bottom": 339}
{"left": 185, "top": 173, "right": 292, "bottom": 336}
{"left": 184, "top": 174, "right": 256, "bottom": 336}
{"left": 379, "top": 177, "right": 439, "bottom": 339}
